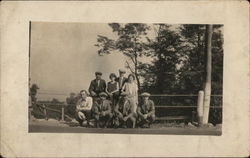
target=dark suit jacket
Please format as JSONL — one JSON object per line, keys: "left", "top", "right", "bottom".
{"left": 115, "top": 99, "right": 134, "bottom": 117}
{"left": 116, "top": 77, "right": 127, "bottom": 90}
{"left": 92, "top": 100, "right": 112, "bottom": 116}
{"left": 88, "top": 79, "right": 106, "bottom": 96}
{"left": 137, "top": 99, "right": 155, "bottom": 116}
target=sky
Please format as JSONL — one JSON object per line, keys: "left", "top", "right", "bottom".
{"left": 30, "top": 22, "right": 180, "bottom": 101}
{"left": 30, "top": 22, "right": 129, "bottom": 101}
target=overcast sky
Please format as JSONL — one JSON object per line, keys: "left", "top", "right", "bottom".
{"left": 30, "top": 22, "right": 130, "bottom": 101}
{"left": 30, "top": 22, "right": 180, "bottom": 101}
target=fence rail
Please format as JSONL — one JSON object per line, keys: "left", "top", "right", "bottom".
{"left": 32, "top": 93, "right": 222, "bottom": 122}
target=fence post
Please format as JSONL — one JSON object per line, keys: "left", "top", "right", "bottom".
{"left": 43, "top": 104, "right": 48, "bottom": 120}
{"left": 61, "top": 105, "right": 65, "bottom": 121}
{"left": 197, "top": 90, "right": 204, "bottom": 126}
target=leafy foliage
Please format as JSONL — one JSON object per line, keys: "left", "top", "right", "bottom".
{"left": 95, "top": 23, "right": 150, "bottom": 89}
{"left": 95, "top": 23, "right": 223, "bottom": 124}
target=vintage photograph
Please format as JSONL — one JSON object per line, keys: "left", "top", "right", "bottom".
{"left": 29, "top": 22, "right": 223, "bottom": 135}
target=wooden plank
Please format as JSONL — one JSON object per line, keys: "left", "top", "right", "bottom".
{"left": 156, "top": 116, "right": 189, "bottom": 121}
{"left": 156, "top": 106, "right": 196, "bottom": 108}
{"left": 155, "top": 106, "right": 222, "bottom": 108}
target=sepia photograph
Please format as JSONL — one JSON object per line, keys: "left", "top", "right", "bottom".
{"left": 1, "top": 1, "right": 249, "bottom": 157}
{"left": 29, "top": 22, "right": 223, "bottom": 135}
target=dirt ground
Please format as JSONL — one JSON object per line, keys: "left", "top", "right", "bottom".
{"left": 29, "top": 118, "right": 222, "bottom": 135}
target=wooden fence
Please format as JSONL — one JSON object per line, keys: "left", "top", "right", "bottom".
{"left": 32, "top": 94, "right": 222, "bottom": 122}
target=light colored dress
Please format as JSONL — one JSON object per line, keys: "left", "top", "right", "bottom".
{"left": 122, "top": 82, "right": 138, "bottom": 112}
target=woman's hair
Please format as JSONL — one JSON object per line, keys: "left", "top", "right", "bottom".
{"left": 79, "top": 90, "right": 88, "bottom": 96}
{"left": 109, "top": 73, "right": 117, "bottom": 80}
{"left": 128, "top": 74, "right": 135, "bottom": 80}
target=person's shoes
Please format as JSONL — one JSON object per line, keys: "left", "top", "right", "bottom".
{"left": 142, "top": 124, "right": 149, "bottom": 128}
{"left": 79, "top": 122, "right": 83, "bottom": 127}
{"left": 87, "top": 122, "right": 94, "bottom": 127}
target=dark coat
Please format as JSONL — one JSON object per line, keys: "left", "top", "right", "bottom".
{"left": 114, "top": 99, "right": 134, "bottom": 117}
{"left": 92, "top": 100, "right": 112, "bottom": 116}
{"left": 116, "top": 77, "right": 127, "bottom": 90}
{"left": 88, "top": 79, "right": 106, "bottom": 96}
{"left": 137, "top": 99, "right": 155, "bottom": 116}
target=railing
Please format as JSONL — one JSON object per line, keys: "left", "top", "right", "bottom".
{"left": 32, "top": 93, "right": 222, "bottom": 122}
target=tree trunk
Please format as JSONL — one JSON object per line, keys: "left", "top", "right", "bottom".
{"left": 134, "top": 56, "right": 141, "bottom": 91}
{"left": 203, "top": 25, "right": 213, "bottom": 124}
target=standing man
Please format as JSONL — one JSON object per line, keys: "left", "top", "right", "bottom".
{"left": 92, "top": 92, "right": 113, "bottom": 128}
{"left": 75, "top": 90, "right": 93, "bottom": 127}
{"left": 89, "top": 72, "right": 106, "bottom": 99}
{"left": 114, "top": 92, "right": 137, "bottom": 128}
{"left": 137, "top": 92, "right": 155, "bottom": 128}
{"left": 116, "top": 69, "right": 127, "bottom": 94}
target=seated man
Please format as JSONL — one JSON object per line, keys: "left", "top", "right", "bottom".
{"left": 114, "top": 92, "right": 136, "bottom": 128}
{"left": 88, "top": 72, "right": 106, "bottom": 99}
{"left": 75, "top": 90, "right": 93, "bottom": 127}
{"left": 137, "top": 92, "right": 156, "bottom": 128}
{"left": 92, "top": 92, "right": 113, "bottom": 128}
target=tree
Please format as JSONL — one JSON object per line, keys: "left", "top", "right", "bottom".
{"left": 143, "top": 24, "right": 186, "bottom": 94}
{"left": 203, "top": 25, "right": 213, "bottom": 124}
{"left": 179, "top": 24, "right": 223, "bottom": 124}
{"left": 95, "top": 23, "right": 150, "bottom": 90}
{"left": 178, "top": 25, "right": 207, "bottom": 93}
{"left": 178, "top": 24, "right": 223, "bottom": 95}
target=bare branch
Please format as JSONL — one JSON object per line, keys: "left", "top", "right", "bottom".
{"left": 125, "top": 60, "right": 135, "bottom": 73}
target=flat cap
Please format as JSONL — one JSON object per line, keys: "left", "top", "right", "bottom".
{"left": 119, "top": 69, "right": 126, "bottom": 73}
{"left": 99, "top": 92, "right": 108, "bottom": 97}
{"left": 141, "top": 92, "right": 150, "bottom": 97}
{"left": 95, "top": 71, "right": 102, "bottom": 75}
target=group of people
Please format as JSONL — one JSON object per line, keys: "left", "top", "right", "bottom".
{"left": 75, "top": 69, "right": 156, "bottom": 128}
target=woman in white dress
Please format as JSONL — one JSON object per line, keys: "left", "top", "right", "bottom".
{"left": 121, "top": 74, "right": 138, "bottom": 113}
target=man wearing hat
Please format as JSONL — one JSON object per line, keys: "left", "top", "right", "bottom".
{"left": 92, "top": 92, "right": 113, "bottom": 128}
{"left": 114, "top": 92, "right": 136, "bottom": 128}
{"left": 137, "top": 92, "right": 155, "bottom": 128}
{"left": 89, "top": 72, "right": 106, "bottom": 98}
{"left": 116, "top": 69, "right": 127, "bottom": 94}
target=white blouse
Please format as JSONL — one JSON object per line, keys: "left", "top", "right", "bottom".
{"left": 122, "top": 82, "right": 138, "bottom": 103}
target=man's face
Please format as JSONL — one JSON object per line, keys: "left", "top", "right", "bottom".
{"left": 143, "top": 97, "right": 149, "bottom": 102}
{"left": 81, "top": 92, "right": 87, "bottom": 99}
{"left": 100, "top": 96, "right": 106, "bottom": 100}
{"left": 96, "top": 74, "right": 101, "bottom": 80}
{"left": 119, "top": 72, "right": 125, "bottom": 77}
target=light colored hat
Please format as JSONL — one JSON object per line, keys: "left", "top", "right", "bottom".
{"left": 119, "top": 69, "right": 126, "bottom": 73}
{"left": 141, "top": 92, "right": 150, "bottom": 97}
{"left": 99, "top": 92, "right": 108, "bottom": 97}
